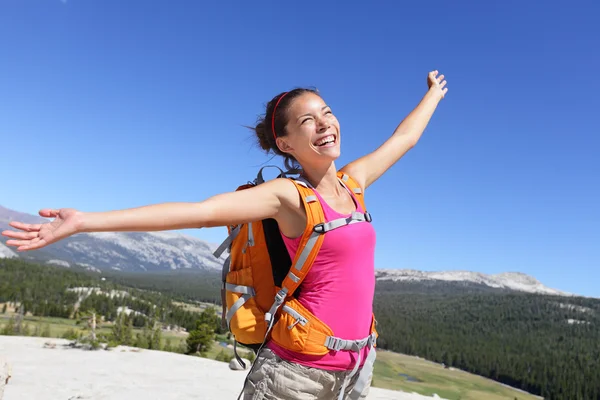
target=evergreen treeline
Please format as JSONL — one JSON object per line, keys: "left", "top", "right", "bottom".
{"left": 373, "top": 281, "right": 600, "bottom": 400}
{"left": 0, "top": 259, "right": 220, "bottom": 334}
{"left": 99, "top": 270, "right": 222, "bottom": 304}
{"left": 0, "top": 259, "right": 89, "bottom": 318}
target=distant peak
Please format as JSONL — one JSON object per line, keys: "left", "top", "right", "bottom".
{"left": 375, "top": 269, "right": 571, "bottom": 297}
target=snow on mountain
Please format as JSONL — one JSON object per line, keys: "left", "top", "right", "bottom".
{"left": 375, "top": 269, "right": 571, "bottom": 296}
{"left": 0, "top": 241, "right": 17, "bottom": 259}
{"left": 0, "top": 205, "right": 227, "bottom": 272}
{"left": 50, "top": 230, "right": 227, "bottom": 272}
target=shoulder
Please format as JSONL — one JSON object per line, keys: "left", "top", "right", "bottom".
{"left": 264, "top": 178, "right": 306, "bottom": 234}
{"left": 337, "top": 168, "right": 364, "bottom": 192}
{"left": 260, "top": 177, "right": 303, "bottom": 211}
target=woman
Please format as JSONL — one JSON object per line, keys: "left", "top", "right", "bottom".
{"left": 2, "top": 70, "right": 448, "bottom": 399}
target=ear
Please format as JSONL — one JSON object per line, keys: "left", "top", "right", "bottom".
{"left": 276, "top": 137, "right": 294, "bottom": 155}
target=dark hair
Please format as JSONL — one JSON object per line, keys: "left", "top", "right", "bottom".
{"left": 253, "top": 87, "right": 320, "bottom": 170}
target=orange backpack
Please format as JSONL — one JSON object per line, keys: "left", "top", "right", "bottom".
{"left": 213, "top": 166, "right": 377, "bottom": 399}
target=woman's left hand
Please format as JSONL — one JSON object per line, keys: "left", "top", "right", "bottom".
{"left": 427, "top": 70, "right": 448, "bottom": 100}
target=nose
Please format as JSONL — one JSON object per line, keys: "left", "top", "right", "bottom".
{"left": 316, "top": 116, "right": 330, "bottom": 132}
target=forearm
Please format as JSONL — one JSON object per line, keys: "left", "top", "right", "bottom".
{"left": 77, "top": 180, "right": 286, "bottom": 234}
{"left": 391, "top": 89, "right": 442, "bottom": 145}
{"left": 78, "top": 202, "right": 206, "bottom": 233}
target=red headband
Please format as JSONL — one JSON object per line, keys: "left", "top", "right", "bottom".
{"left": 271, "top": 92, "right": 289, "bottom": 140}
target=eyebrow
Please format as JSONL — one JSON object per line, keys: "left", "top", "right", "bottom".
{"left": 296, "top": 105, "right": 330, "bottom": 121}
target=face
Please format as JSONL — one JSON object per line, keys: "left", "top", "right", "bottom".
{"left": 276, "top": 92, "right": 341, "bottom": 166}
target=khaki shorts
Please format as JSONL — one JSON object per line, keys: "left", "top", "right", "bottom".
{"left": 242, "top": 348, "right": 372, "bottom": 400}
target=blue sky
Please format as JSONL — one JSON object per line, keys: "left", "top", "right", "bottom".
{"left": 1, "top": 1, "right": 598, "bottom": 297}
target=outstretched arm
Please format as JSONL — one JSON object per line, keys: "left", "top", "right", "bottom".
{"left": 1, "top": 178, "right": 293, "bottom": 252}
{"left": 341, "top": 70, "right": 448, "bottom": 189}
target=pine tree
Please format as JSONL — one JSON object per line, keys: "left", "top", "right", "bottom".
{"left": 111, "top": 312, "right": 133, "bottom": 345}
{"left": 186, "top": 322, "right": 214, "bottom": 356}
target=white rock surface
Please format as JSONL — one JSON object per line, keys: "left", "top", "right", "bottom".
{"left": 0, "top": 336, "right": 446, "bottom": 400}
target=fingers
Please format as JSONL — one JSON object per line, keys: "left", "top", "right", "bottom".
{"left": 39, "top": 209, "right": 60, "bottom": 218}
{"left": 16, "top": 238, "right": 46, "bottom": 252}
{"left": 428, "top": 70, "right": 446, "bottom": 86}
{"left": 427, "top": 69, "right": 448, "bottom": 98}
{"left": 5, "top": 237, "right": 44, "bottom": 252}
{"left": 8, "top": 221, "right": 42, "bottom": 232}
{"left": 6, "top": 239, "right": 35, "bottom": 247}
{"left": 1, "top": 230, "right": 39, "bottom": 240}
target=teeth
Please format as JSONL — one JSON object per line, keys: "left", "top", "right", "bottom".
{"left": 316, "top": 135, "right": 335, "bottom": 146}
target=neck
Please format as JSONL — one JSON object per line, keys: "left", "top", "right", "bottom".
{"left": 299, "top": 161, "right": 342, "bottom": 197}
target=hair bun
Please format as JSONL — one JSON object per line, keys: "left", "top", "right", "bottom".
{"left": 254, "top": 121, "right": 271, "bottom": 151}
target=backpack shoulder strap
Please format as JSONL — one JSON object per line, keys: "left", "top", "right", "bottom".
{"left": 337, "top": 171, "right": 366, "bottom": 210}
{"left": 278, "top": 179, "right": 325, "bottom": 296}
{"left": 265, "top": 177, "right": 326, "bottom": 324}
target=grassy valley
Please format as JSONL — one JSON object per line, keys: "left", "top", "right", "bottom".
{"left": 373, "top": 350, "right": 541, "bottom": 400}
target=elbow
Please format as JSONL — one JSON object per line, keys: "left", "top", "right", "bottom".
{"left": 404, "top": 134, "right": 419, "bottom": 150}
{"left": 407, "top": 138, "right": 418, "bottom": 149}
{"left": 393, "top": 131, "right": 419, "bottom": 150}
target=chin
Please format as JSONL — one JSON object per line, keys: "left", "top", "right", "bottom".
{"left": 320, "top": 148, "right": 341, "bottom": 161}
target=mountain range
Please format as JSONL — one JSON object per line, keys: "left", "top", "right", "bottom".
{"left": 0, "top": 205, "right": 226, "bottom": 272}
{"left": 1, "top": 204, "right": 573, "bottom": 297}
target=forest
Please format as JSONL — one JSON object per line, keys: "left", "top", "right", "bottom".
{"left": 1, "top": 258, "right": 599, "bottom": 399}
{"left": 374, "top": 280, "right": 600, "bottom": 400}
{"left": 0, "top": 259, "right": 222, "bottom": 334}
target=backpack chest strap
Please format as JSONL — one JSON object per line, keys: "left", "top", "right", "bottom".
{"left": 313, "top": 211, "right": 372, "bottom": 233}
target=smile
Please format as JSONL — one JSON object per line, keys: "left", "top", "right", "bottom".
{"left": 314, "top": 134, "right": 336, "bottom": 147}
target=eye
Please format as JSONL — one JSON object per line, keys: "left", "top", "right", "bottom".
{"left": 301, "top": 117, "right": 313, "bottom": 125}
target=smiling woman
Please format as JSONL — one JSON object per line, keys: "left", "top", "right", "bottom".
{"left": 253, "top": 87, "right": 340, "bottom": 171}
{"left": 2, "top": 71, "right": 448, "bottom": 400}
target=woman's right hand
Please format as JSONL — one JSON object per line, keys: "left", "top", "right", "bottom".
{"left": 1, "top": 208, "right": 83, "bottom": 252}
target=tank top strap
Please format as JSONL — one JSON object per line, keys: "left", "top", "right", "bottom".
{"left": 310, "top": 181, "right": 363, "bottom": 220}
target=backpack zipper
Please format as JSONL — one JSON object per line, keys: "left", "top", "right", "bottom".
{"left": 242, "top": 222, "right": 255, "bottom": 253}
{"left": 282, "top": 305, "right": 308, "bottom": 329}
{"left": 248, "top": 222, "right": 255, "bottom": 246}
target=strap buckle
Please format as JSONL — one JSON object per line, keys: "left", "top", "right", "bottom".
{"left": 265, "top": 288, "right": 288, "bottom": 324}
{"left": 326, "top": 337, "right": 345, "bottom": 351}
{"left": 274, "top": 288, "right": 287, "bottom": 304}
{"left": 313, "top": 223, "right": 325, "bottom": 233}
{"left": 368, "top": 333, "right": 377, "bottom": 347}
{"left": 364, "top": 212, "right": 372, "bottom": 222}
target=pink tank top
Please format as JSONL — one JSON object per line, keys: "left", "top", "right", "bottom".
{"left": 267, "top": 181, "right": 376, "bottom": 371}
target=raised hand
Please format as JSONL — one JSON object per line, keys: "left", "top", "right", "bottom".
{"left": 1, "top": 208, "right": 83, "bottom": 252}
{"left": 427, "top": 70, "right": 448, "bottom": 100}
